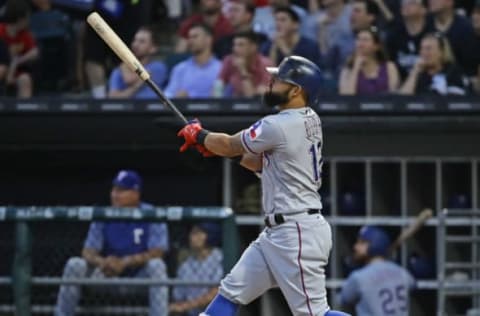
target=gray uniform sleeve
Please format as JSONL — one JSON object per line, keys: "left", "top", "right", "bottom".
{"left": 340, "top": 273, "right": 360, "bottom": 306}
{"left": 240, "top": 117, "right": 285, "bottom": 154}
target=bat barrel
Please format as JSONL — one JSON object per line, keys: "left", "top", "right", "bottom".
{"left": 86, "top": 12, "right": 150, "bottom": 81}
{"left": 87, "top": 12, "right": 189, "bottom": 126}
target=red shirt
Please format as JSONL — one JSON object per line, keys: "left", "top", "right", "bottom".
{"left": 178, "top": 14, "right": 233, "bottom": 41}
{"left": 0, "top": 23, "right": 36, "bottom": 56}
{"left": 254, "top": 0, "right": 269, "bottom": 6}
{"left": 219, "top": 53, "right": 273, "bottom": 97}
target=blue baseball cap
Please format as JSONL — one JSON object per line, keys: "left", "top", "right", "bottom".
{"left": 112, "top": 170, "right": 142, "bottom": 191}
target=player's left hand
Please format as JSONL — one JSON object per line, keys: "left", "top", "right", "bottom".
{"left": 103, "top": 256, "right": 126, "bottom": 276}
{"left": 177, "top": 119, "right": 211, "bottom": 154}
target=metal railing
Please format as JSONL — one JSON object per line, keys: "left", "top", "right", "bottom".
{"left": 437, "top": 208, "right": 480, "bottom": 316}
{"left": 1, "top": 206, "right": 240, "bottom": 316}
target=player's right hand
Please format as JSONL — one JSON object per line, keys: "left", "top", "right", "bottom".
{"left": 177, "top": 119, "right": 204, "bottom": 152}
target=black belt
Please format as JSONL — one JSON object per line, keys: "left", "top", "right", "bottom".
{"left": 264, "top": 209, "right": 320, "bottom": 228}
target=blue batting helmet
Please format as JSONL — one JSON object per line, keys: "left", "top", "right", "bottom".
{"left": 196, "top": 222, "right": 222, "bottom": 247}
{"left": 266, "top": 56, "right": 323, "bottom": 105}
{"left": 358, "top": 226, "right": 391, "bottom": 257}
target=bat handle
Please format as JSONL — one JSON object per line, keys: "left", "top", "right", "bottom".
{"left": 145, "top": 79, "right": 189, "bottom": 125}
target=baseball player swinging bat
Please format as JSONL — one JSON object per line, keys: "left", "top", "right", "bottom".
{"left": 86, "top": 12, "right": 188, "bottom": 125}
{"left": 388, "top": 208, "right": 433, "bottom": 256}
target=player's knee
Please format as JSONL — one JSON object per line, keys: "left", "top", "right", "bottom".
{"left": 218, "top": 277, "right": 254, "bottom": 305}
{"left": 145, "top": 258, "right": 166, "bottom": 277}
{"left": 64, "top": 257, "right": 87, "bottom": 277}
{"left": 324, "top": 310, "right": 351, "bottom": 316}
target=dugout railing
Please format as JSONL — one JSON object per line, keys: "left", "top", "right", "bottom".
{"left": 233, "top": 156, "right": 480, "bottom": 316}
{"left": 0, "top": 206, "right": 239, "bottom": 316}
{"left": 2, "top": 206, "right": 480, "bottom": 315}
{"left": 437, "top": 208, "right": 480, "bottom": 316}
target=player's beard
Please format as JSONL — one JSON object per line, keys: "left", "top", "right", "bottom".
{"left": 262, "top": 89, "right": 291, "bottom": 108}
{"left": 353, "top": 251, "right": 369, "bottom": 264}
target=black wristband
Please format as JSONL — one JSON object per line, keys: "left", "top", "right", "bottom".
{"left": 196, "top": 129, "right": 210, "bottom": 145}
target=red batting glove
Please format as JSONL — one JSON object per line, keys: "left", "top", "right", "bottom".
{"left": 177, "top": 120, "right": 203, "bottom": 152}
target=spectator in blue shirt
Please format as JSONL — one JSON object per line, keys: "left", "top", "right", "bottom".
{"left": 340, "top": 226, "right": 414, "bottom": 316}
{"left": 108, "top": 26, "right": 167, "bottom": 99}
{"left": 55, "top": 170, "right": 169, "bottom": 316}
{"left": 165, "top": 23, "right": 221, "bottom": 98}
{"left": 261, "top": 6, "right": 320, "bottom": 67}
{"left": 169, "top": 222, "right": 224, "bottom": 316}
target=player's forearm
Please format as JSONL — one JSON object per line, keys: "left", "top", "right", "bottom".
{"left": 82, "top": 248, "right": 104, "bottom": 267}
{"left": 122, "top": 248, "right": 163, "bottom": 268}
{"left": 204, "top": 131, "right": 246, "bottom": 157}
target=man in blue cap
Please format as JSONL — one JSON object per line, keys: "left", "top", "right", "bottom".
{"left": 55, "top": 170, "right": 169, "bottom": 316}
{"left": 340, "top": 226, "right": 415, "bottom": 316}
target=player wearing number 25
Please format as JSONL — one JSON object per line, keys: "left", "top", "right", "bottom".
{"left": 340, "top": 226, "right": 415, "bottom": 316}
{"left": 178, "top": 56, "right": 349, "bottom": 316}
{"left": 55, "top": 170, "right": 169, "bottom": 316}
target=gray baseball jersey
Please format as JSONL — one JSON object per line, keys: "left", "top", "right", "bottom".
{"left": 240, "top": 107, "right": 323, "bottom": 214}
{"left": 219, "top": 106, "right": 332, "bottom": 316}
{"left": 340, "top": 260, "right": 415, "bottom": 316}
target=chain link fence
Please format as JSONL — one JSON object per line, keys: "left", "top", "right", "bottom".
{"left": 0, "top": 207, "right": 239, "bottom": 316}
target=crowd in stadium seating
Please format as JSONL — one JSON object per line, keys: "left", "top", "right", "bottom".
{"left": 0, "top": 0, "right": 478, "bottom": 98}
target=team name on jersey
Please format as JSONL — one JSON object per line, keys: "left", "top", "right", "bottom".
{"left": 304, "top": 114, "right": 322, "bottom": 141}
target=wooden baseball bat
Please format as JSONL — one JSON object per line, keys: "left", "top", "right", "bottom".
{"left": 388, "top": 208, "right": 433, "bottom": 255}
{"left": 86, "top": 12, "right": 188, "bottom": 125}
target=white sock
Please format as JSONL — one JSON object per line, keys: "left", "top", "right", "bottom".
{"left": 91, "top": 85, "right": 106, "bottom": 98}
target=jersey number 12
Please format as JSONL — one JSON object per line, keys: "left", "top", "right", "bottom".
{"left": 309, "top": 141, "right": 323, "bottom": 183}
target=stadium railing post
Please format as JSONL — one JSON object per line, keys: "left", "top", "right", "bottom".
{"left": 13, "top": 221, "right": 32, "bottom": 316}
{"left": 222, "top": 215, "right": 240, "bottom": 272}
